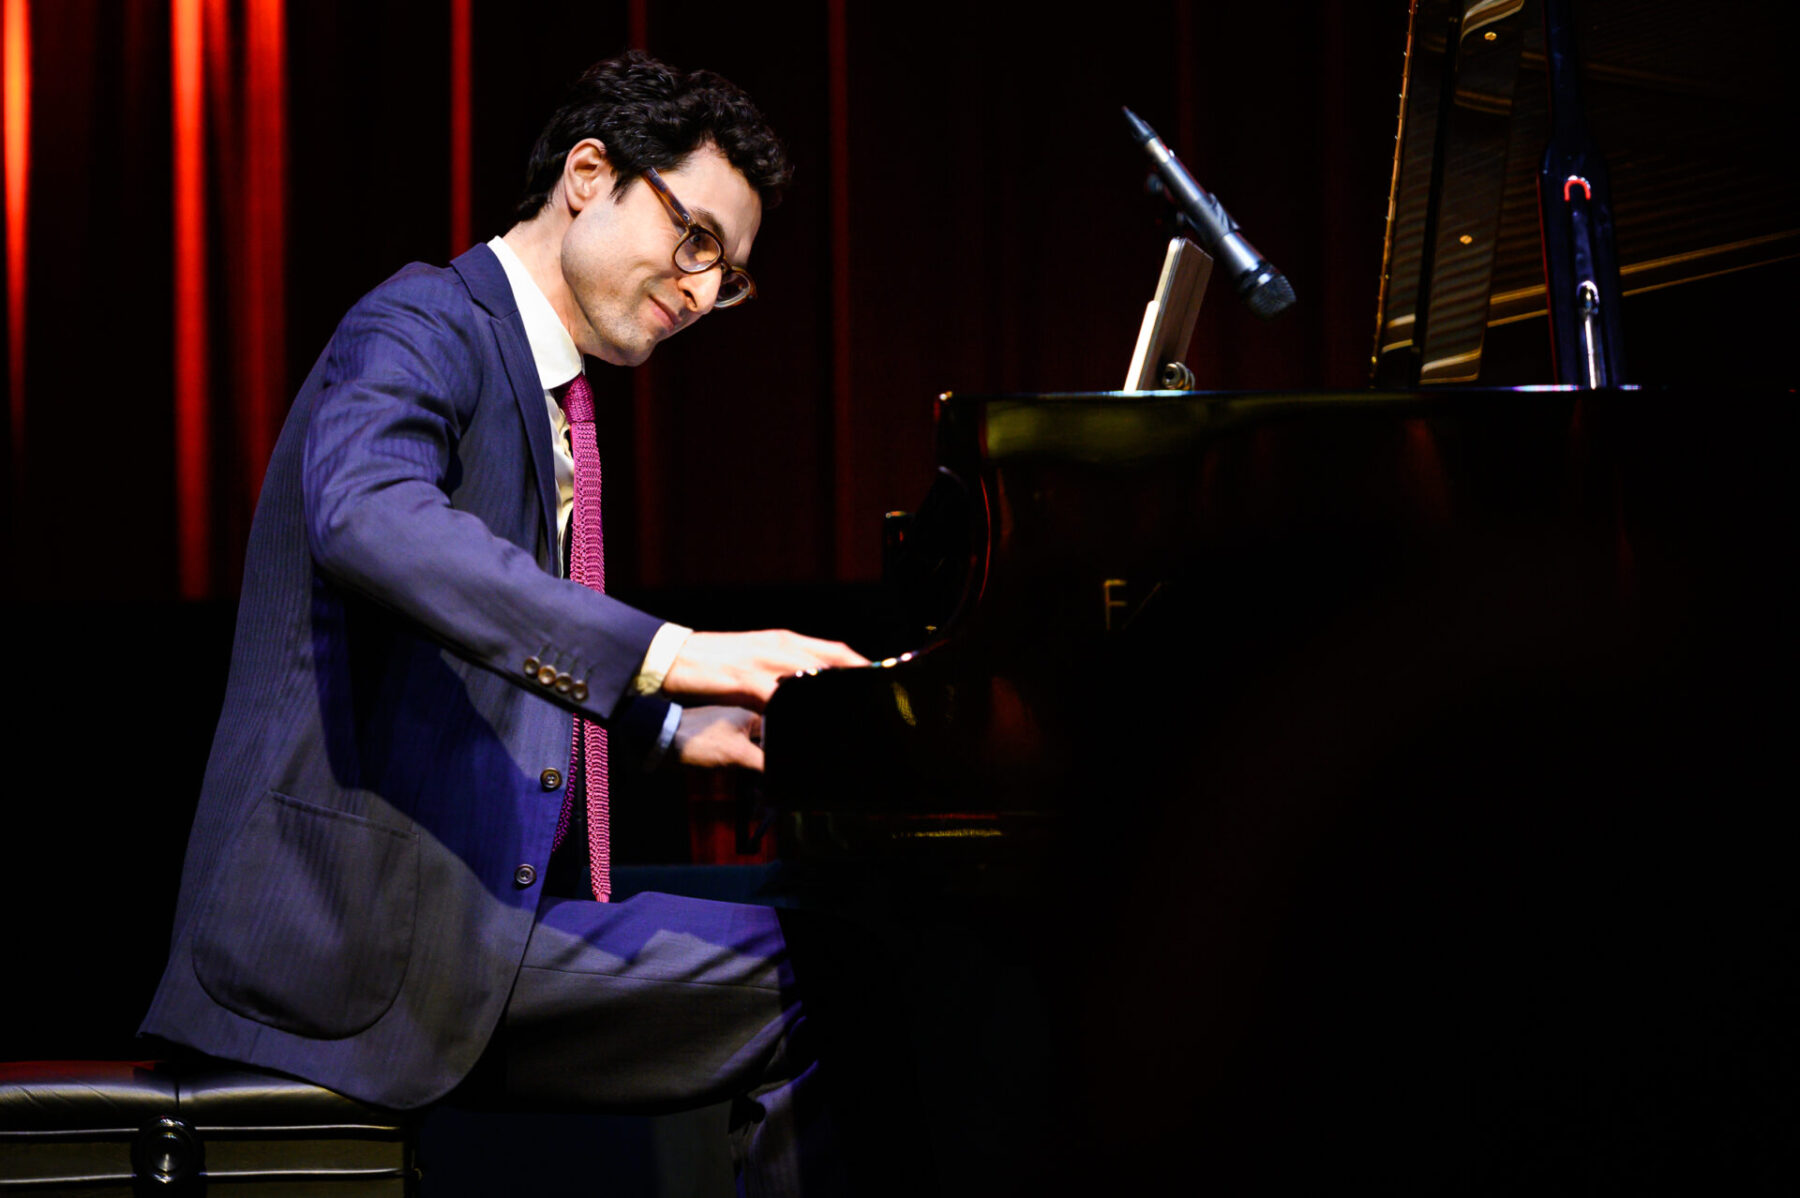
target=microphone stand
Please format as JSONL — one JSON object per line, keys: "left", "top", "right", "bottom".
{"left": 1538, "top": 0, "right": 1626, "bottom": 387}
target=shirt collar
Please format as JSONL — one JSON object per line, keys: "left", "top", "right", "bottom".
{"left": 487, "top": 235, "right": 583, "bottom": 391}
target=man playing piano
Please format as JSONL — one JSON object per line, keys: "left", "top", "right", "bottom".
{"left": 141, "top": 51, "right": 861, "bottom": 1193}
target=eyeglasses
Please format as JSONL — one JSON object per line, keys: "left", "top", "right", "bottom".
{"left": 642, "top": 166, "right": 757, "bottom": 308}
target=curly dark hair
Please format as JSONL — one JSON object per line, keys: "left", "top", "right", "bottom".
{"left": 513, "top": 51, "right": 792, "bottom": 222}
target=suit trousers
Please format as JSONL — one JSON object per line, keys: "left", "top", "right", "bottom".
{"left": 479, "top": 891, "right": 844, "bottom": 1196}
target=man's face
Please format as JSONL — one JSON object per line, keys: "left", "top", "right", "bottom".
{"left": 558, "top": 141, "right": 762, "bottom": 366}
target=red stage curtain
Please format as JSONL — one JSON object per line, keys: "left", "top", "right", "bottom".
{"left": 2, "top": 1, "right": 1408, "bottom": 601}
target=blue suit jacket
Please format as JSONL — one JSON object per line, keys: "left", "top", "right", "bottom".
{"left": 142, "top": 245, "right": 670, "bottom": 1109}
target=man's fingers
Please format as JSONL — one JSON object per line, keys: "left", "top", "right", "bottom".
{"left": 672, "top": 705, "right": 765, "bottom": 771}
{"left": 734, "top": 630, "right": 867, "bottom": 674}
{"left": 806, "top": 637, "right": 870, "bottom": 669}
{"left": 664, "top": 629, "right": 869, "bottom": 708}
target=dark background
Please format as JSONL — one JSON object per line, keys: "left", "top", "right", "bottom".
{"left": 2, "top": 1, "right": 1796, "bottom": 1192}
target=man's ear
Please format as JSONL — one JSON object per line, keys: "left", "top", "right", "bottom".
{"left": 561, "top": 139, "right": 614, "bottom": 212}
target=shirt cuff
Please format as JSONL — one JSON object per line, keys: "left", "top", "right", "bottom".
{"left": 644, "top": 702, "right": 682, "bottom": 771}
{"left": 633, "top": 622, "right": 693, "bottom": 696}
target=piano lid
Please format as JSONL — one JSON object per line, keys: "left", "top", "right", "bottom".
{"left": 1372, "top": 0, "right": 1800, "bottom": 386}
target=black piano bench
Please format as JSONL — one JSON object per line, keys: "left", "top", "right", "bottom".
{"left": 0, "top": 1059, "right": 417, "bottom": 1195}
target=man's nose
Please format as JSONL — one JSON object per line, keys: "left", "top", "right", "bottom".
{"left": 676, "top": 267, "right": 722, "bottom": 314}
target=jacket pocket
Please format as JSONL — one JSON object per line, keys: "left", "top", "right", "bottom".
{"left": 192, "top": 790, "right": 419, "bottom": 1038}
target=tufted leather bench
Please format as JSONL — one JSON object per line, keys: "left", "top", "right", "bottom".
{"left": 0, "top": 1059, "right": 416, "bottom": 1194}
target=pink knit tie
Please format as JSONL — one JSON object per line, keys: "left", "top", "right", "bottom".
{"left": 551, "top": 372, "right": 610, "bottom": 902}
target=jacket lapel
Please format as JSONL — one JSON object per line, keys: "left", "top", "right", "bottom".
{"left": 451, "top": 244, "right": 562, "bottom": 576}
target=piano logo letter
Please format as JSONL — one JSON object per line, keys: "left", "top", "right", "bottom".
{"left": 1103, "top": 578, "right": 1128, "bottom": 631}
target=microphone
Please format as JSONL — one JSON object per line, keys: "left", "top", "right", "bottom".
{"left": 1122, "top": 107, "right": 1295, "bottom": 320}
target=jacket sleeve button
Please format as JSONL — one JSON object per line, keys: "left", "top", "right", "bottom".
{"left": 540, "top": 768, "right": 563, "bottom": 791}
{"left": 523, "top": 656, "right": 541, "bottom": 677}
{"left": 536, "top": 665, "right": 558, "bottom": 687}
{"left": 513, "top": 864, "right": 537, "bottom": 887}
{"left": 570, "top": 680, "right": 588, "bottom": 702}
{"left": 554, "top": 672, "right": 573, "bottom": 693}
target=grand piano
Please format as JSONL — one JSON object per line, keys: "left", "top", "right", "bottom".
{"left": 759, "top": 1, "right": 1795, "bottom": 1192}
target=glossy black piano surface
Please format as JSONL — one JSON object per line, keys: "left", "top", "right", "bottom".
{"left": 761, "top": 385, "right": 1795, "bottom": 1194}
{"left": 766, "top": 385, "right": 1794, "bottom": 862}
